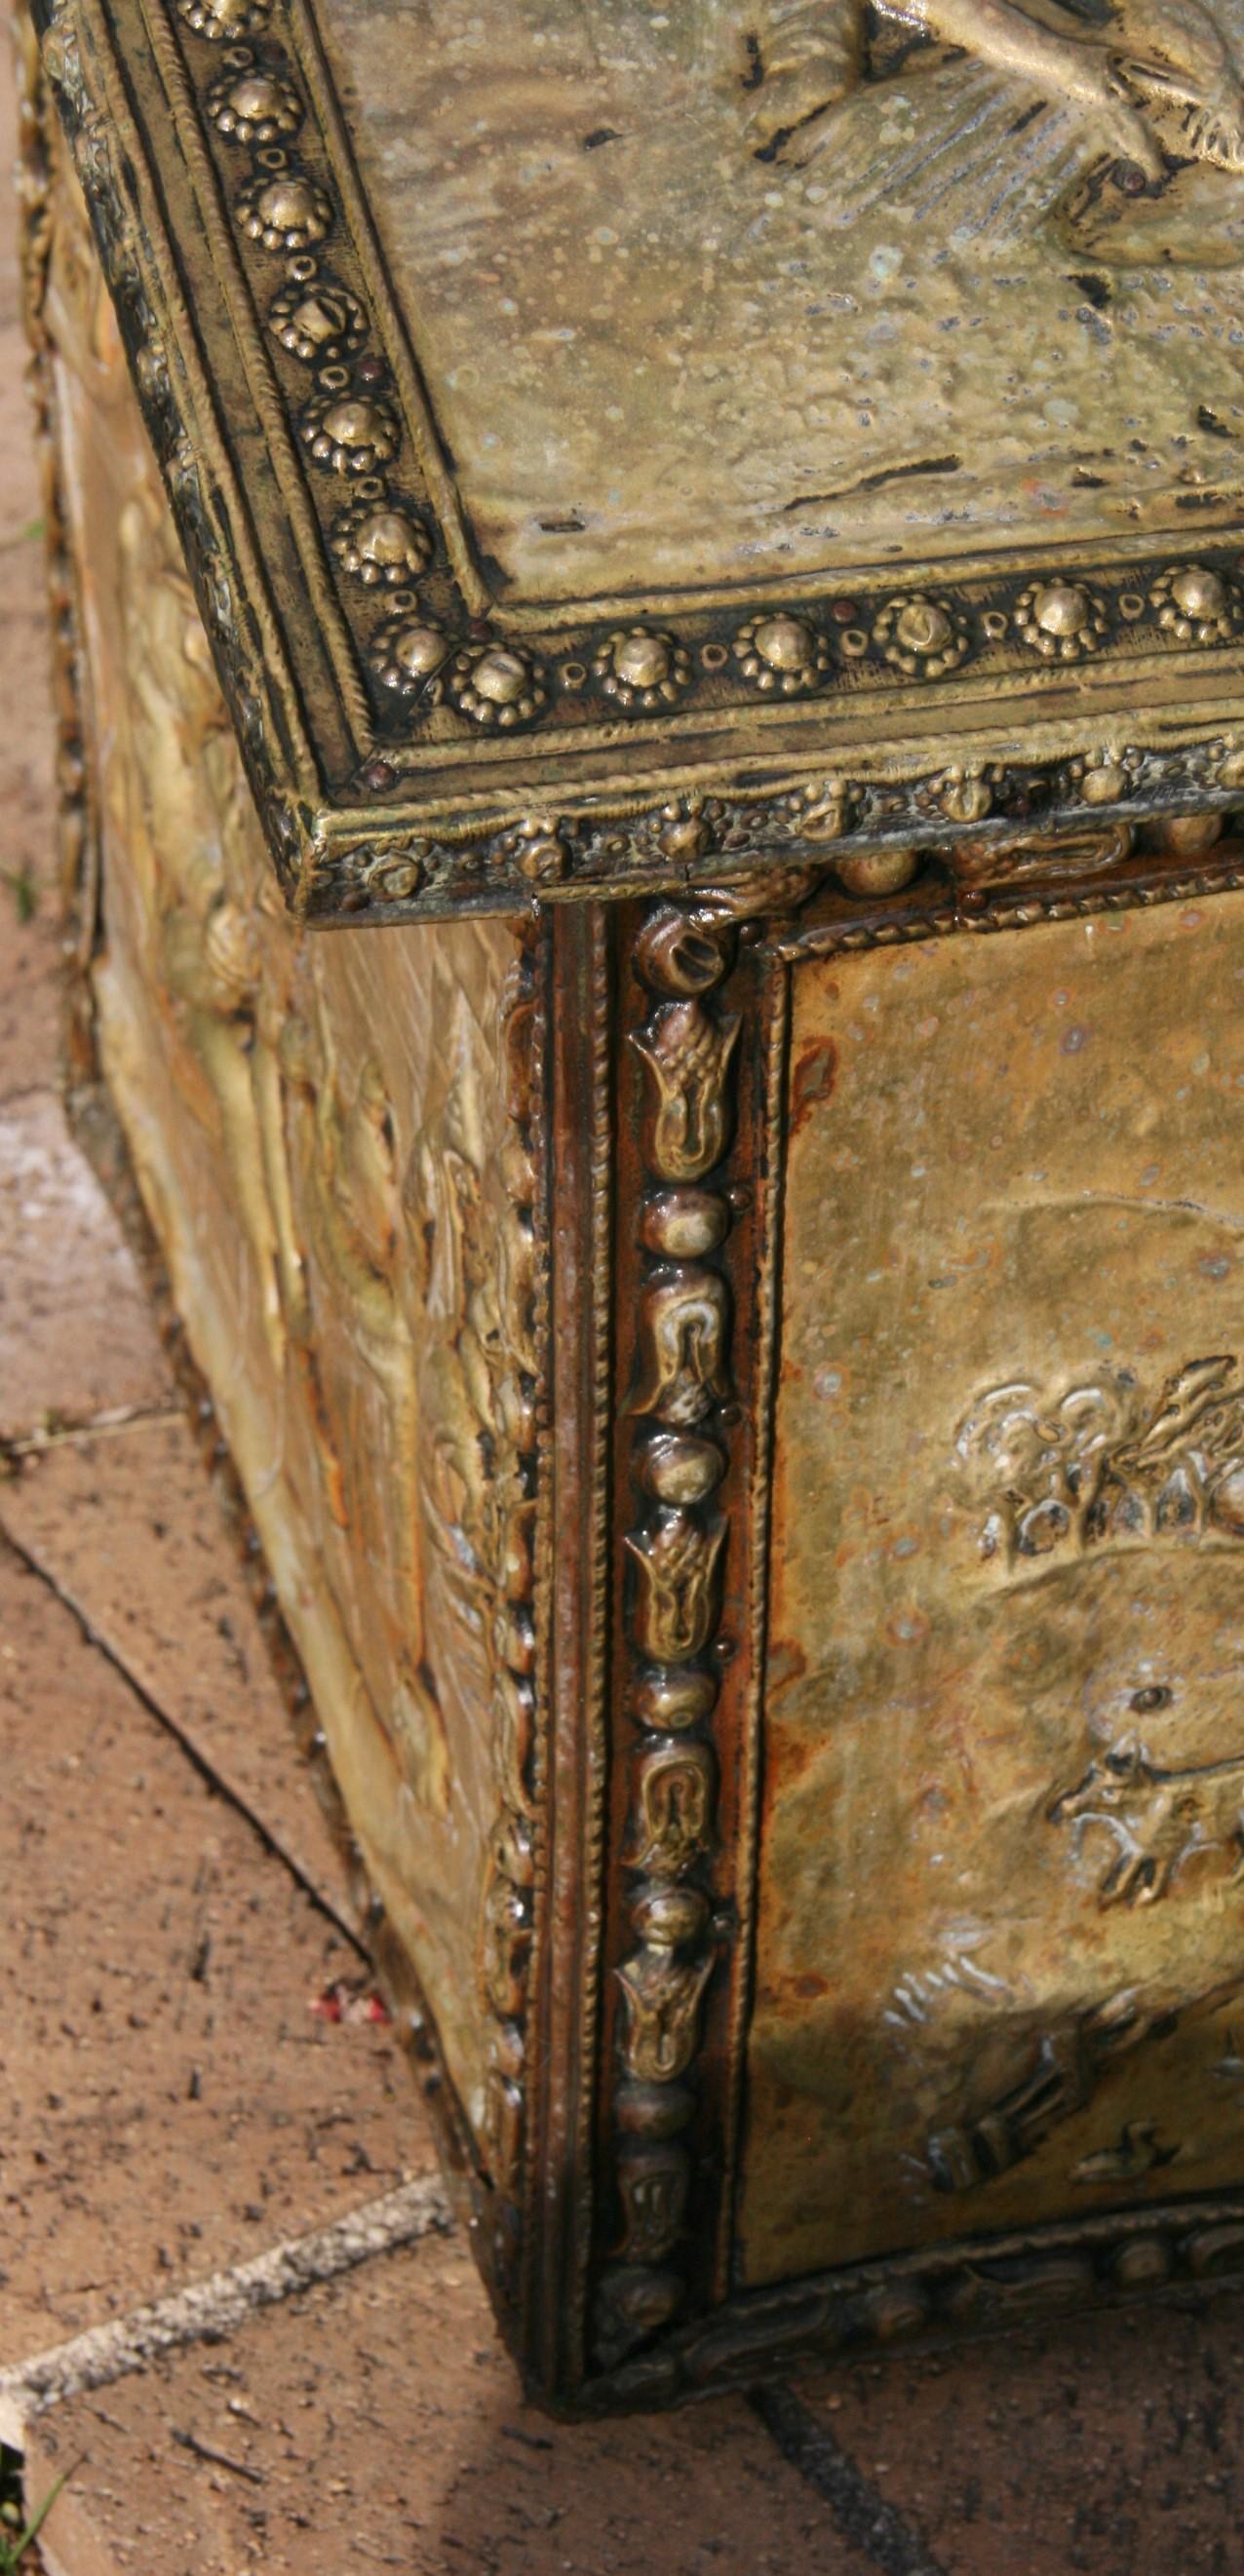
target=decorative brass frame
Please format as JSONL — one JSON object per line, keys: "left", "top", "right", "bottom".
{"left": 567, "top": 841, "right": 1244, "bottom": 2416}
{"left": 31, "top": 0, "right": 1244, "bottom": 925}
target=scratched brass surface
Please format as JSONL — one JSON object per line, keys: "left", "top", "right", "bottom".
{"left": 318, "top": 0, "right": 1244, "bottom": 602}
{"left": 740, "top": 896, "right": 1244, "bottom": 2288}
{"left": 42, "top": 128, "right": 525, "bottom": 2141}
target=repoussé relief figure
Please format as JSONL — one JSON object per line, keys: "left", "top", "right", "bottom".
{"left": 742, "top": 0, "right": 1244, "bottom": 176}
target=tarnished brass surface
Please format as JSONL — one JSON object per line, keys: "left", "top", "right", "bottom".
{"left": 40, "top": 121, "right": 530, "bottom": 2156}
{"left": 25, "top": 0, "right": 1244, "bottom": 916}
{"left": 743, "top": 893, "right": 1244, "bottom": 2285}
{"left": 321, "top": 0, "right": 1244, "bottom": 598}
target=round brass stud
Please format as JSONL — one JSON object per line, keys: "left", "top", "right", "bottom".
{"left": 1013, "top": 579, "right": 1109, "bottom": 661}
{"left": 176, "top": 0, "right": 270, "bottom": 37}
{"left": 641, "top": 1433, "right": 724, "bottom": 1508}
{"left": 267, "top": 277, "right": 367, "bottom": 364}
{"left": 299, "top": 391, "right": 401, "bottom": 476}
{"left": 237, "top": 172, "right": 332, "bottom": 253}
{"left": 616, "top": 2081, "right": 695, "bottom": 2139}
{"left": 859, "top": 2283, "right": 932, "bottom": 2342}
{"left": 448, "top": 643, "right": 548, "bottom": 730}
{"left": 641, "top": 1189, "right": 729, "bottom": 1259}
{"left": 732, "top": 611, "right": 830, "bottom": 696}
{"left": 1175, "top": 565, "right": 1225, "bottom": 618}
{"left": 1151, "top": 561, "right": 1238, "bottom": 646}
{"left": 207, "top": 65, "right": 301, "bottom": 142}
{"left": 632, "top": 1668, "right": 718, "bottom": 1730}
{"left": 656, "top": 804, "right": 714, "bottom": 864}
{"left": 873, "top": 592, "right": 970, "bottom": 679}
{"left": 1073, "top": 749, "right": 1136, "bottom": 807}
{"left": 1111, "top": 2237, "right": 1173, "bottom": 2288}
{"left": 592, "top": 628, "right": 691, "bottom": 711}
{"left": 1038, "top": 584, "right": 1088, "bottom": 636}
{"left": 1146, "top": 811, "right": 1224, "bottom": 856}
{"left": 835, "top": 848, "right": 919, "bottom": 898}
{"left": 509, "top": 822, "right": 570, "bottom": 883}
{"left": 363, "top": 853, "right": 424, "bottom": 903}
{"left": 368, "top": 613, "right": 449, "bottom": 698}
{"left": 632, "top": 1884, "right": 709, "bottom": 1948}
{"left": 330, "top": 498, "right": 432, "bottom": 586}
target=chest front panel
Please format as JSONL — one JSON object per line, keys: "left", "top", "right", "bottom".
{"left": 740, "top": 898, "right": 1244, "bottom": 2287}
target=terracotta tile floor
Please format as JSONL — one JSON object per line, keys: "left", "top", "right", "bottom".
{"left": 5, "top": 35, "right": 1244, "bottom": 2576}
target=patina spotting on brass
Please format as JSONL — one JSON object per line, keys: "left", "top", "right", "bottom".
{"left": 316, "top": 0, "right": 1244, "bottom": 600}
{"left": 41, "top": 126, "right": 532, "bottom": 2154}
{"left": 739, "top": 894, "right": 1244, "bottom": 2288}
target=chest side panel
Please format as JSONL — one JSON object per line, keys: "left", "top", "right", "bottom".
{"left": 42, "top": 122, "right": 532, "bottom": 2163}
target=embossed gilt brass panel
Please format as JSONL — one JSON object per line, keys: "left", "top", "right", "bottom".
{"left": 744, "top": 896, "right": 1244, "bottom": 2288}
{"left": 27, "top": 0, "right": 1244, "bottom": 918}
{"left": 25, "top": 84, "right": 537, "bottom": 2190}
{"left": 22, "top": 0, "right": 1244, "bottom": 2420}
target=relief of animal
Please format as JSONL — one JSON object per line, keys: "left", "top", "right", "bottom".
{"left": 1049, "top": 1733, "right": 1244, "bottom": 1903}
{"left": 741, "top": 0, "right": 1244, "bottom": 175}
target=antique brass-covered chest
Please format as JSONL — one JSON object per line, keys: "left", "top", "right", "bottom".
{"left": 20, "top": 0, "right": 1244, "bottom": 2410}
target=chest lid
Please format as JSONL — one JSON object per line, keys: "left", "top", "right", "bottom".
{"left": 38, "top": 0, "right": 1244, "bottom": 921}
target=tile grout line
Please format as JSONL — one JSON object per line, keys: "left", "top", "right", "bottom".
{"left": 750, "top": 2383, "right": 952, "bottom": 2576}
{"left": 0, "top": 2172, "right": 454, "bottom": 2447}
{"left": 6, "top": 1410, "right": 935, "bottom": 2552}
{"left": 0, "top": 1521, "right": 364, "bottom": 1951}
{"left": 1, "top": 1402, "right": 185, "bottom": 1459}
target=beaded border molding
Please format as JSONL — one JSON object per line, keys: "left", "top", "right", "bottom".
{"left": 34, "top": 0, "right": 1244, "bottom": 921}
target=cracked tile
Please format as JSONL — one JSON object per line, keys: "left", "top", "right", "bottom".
{"left": 2, "top": 1412, "right": 353, "bottom": 1919}
{"left": 0, "top": 1543, "right": 428, "bottom": 2364}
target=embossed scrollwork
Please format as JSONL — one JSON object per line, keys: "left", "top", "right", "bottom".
{"left": 631, "top": 999, "right": 741, "bottom": 1182}
{"left": 471, "top": 934, "right": 544, "bottom": 2290}
{"left": 595, "top": 885, "right": 751, "bottom": 2367}
{"left": 616, "top": 1886, "right": 715, "bottom": 2087}
{"left": 615, "top": 2144, "right": 691, "bottom": 2263}
{"left": 631, "top": 1269, "right": 732, "bottom": 1426}
{"left": 627, "top": 1739, "right": 716, "bottom": 1877}
{"left": 625, "top": 1512, "right": 725, "bottom": 1664}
